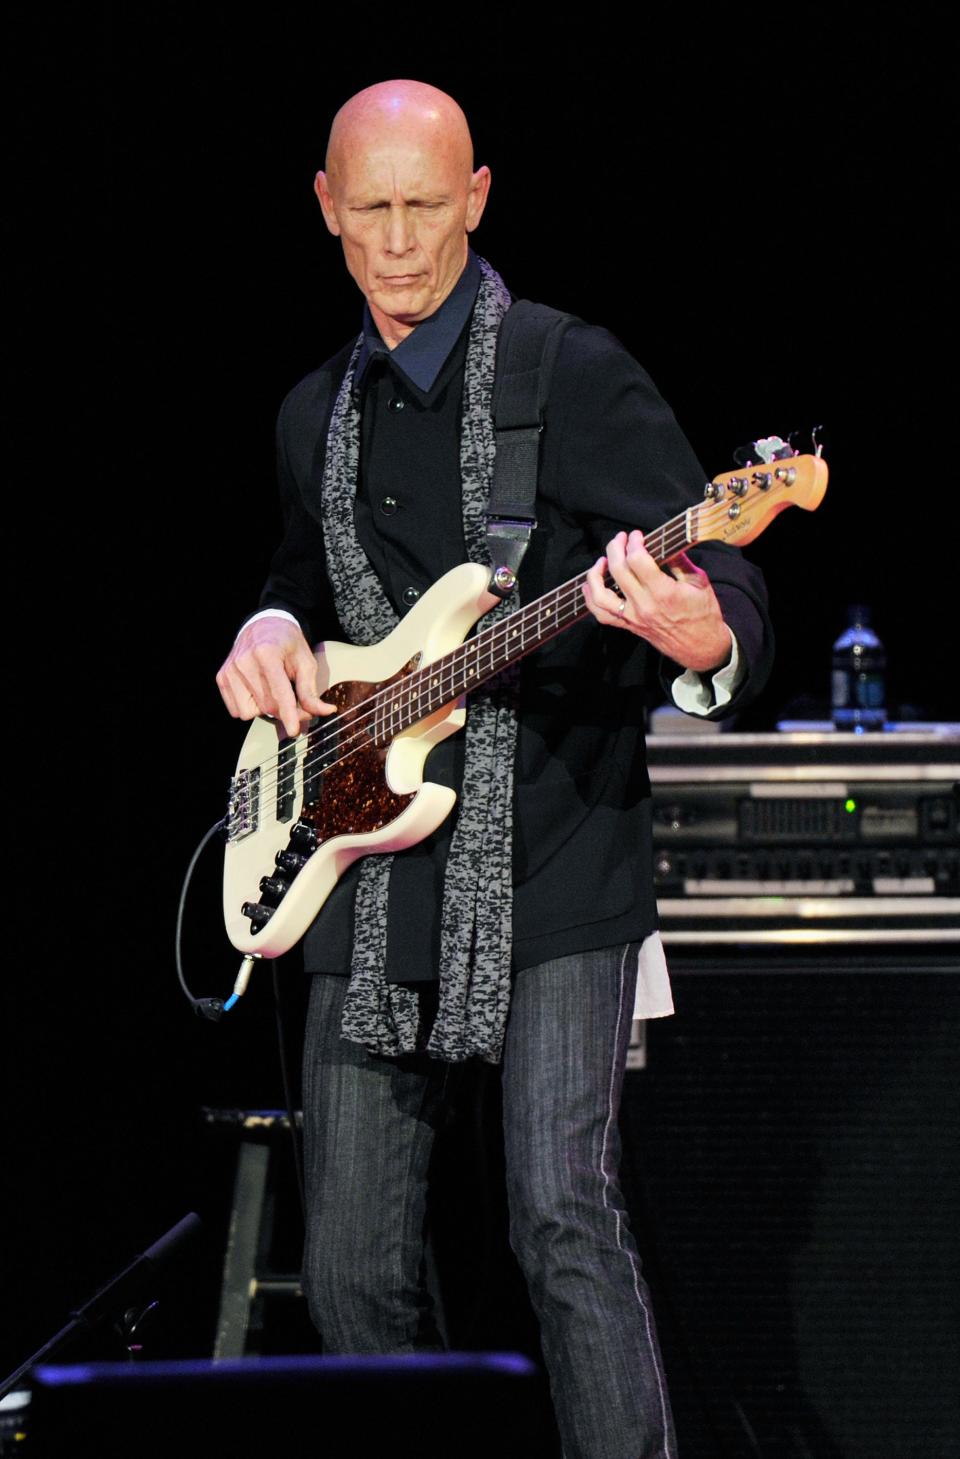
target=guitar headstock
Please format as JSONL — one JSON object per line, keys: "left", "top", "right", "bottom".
{"left": 697, "top": 452, "right": 829, "bottom": 549}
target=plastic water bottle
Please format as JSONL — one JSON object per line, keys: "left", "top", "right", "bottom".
{"left": 831, "top": 605, "right": 887, "bottom": 731}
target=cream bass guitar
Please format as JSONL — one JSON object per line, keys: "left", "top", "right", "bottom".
{"left": 223, "top": 452, "right": 828, "bottom": 956}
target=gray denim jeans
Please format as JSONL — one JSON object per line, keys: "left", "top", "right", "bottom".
{"left": 301, "top": 945, "right": 677, "bottom": 1459}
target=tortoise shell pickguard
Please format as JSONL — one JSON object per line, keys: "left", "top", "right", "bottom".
{"left": 298, "top": 658, "right": 420, "bottom": 844}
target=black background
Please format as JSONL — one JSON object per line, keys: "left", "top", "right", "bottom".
{"left": 4, "top": 1, "right": 957, "bottom": 1441}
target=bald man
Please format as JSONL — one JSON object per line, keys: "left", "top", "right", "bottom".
{"left": 217, "top": 81, "right": 772, "bottom": 1459}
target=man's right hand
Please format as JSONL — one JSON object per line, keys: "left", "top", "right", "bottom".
{"left": 216, "top": 615, "right": 335, "bottom": 739}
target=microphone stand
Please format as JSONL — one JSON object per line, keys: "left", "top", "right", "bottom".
{"left": 0, "top": 1212, "right": 202, "bottom": 1402}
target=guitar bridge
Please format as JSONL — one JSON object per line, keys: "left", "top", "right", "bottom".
{"left": 226, "top": 767, "right": 260, "bottom": 843}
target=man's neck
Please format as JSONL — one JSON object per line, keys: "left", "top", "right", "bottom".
{"left": 368, "top": 308, "right": 417, "bottom": 350}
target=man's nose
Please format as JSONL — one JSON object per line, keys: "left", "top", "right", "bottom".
{"left": 384, "top": 204, "right": 415, "bottom": 255}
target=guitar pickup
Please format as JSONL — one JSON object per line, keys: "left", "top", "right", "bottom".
{"left": 276, "top": 741, "right": 296, "bottom": 824}
{"left": 226, "top": 768, "right": 260, "bottom": 843}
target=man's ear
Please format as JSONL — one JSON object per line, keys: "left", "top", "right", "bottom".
{"left": 314, "top": 171, "right": 341, "bottom": 236}
{"left": 465, "top": 165, "right": 491, "bottom": 234}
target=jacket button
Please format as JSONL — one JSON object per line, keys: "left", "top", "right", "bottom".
{"left": 388, "top": 397, "right": 405, "bottom": 412}
{"left": 402, "top": 586, "right": 420, "bottom": 607}
{"left": 380, "top": 496, "right": 398, "bottom": 515}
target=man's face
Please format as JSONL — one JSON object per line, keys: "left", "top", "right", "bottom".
{"left": 315, "top": 132, "right": 490, "bottom": 345}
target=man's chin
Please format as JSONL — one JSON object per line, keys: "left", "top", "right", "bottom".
{"left": 372, "top": 283, "right": 435, "bottom": 324}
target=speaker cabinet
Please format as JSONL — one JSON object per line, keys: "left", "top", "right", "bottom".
{"left": 619, "top": 953, "right": 960, "bottom": 1459}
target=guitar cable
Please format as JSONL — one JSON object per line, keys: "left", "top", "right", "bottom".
{"left": 175, "top": 818, "right": 259, "bottom": 1021}
{"left": 176, "top": 818, "right": 308, "bottom": 1220}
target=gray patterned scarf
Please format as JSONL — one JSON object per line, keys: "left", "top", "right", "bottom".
{"left": 319, "top": 258, "right": 517, "bottom": 1064}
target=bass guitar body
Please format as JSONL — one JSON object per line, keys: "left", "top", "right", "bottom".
{"left": 223, "top": 562, "right": 496, "bottom": 957}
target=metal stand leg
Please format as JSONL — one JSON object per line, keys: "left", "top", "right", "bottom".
{"left": 214, "top": 1141, "right": 270, "bottom": 1359}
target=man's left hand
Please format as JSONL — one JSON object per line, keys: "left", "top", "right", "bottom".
{"left": 583, "top": 529, "right": 732, "bottom": 673}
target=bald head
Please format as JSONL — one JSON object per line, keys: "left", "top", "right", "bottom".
{"left": 326, "top": 80, "right": 475, "bottom": 184}
{"left": 315, "top": 80, "right": 490, "bottom": 348}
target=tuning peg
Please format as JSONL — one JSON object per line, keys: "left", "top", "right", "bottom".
{"left": 733, "top": 434, "right": 795, "bottom": 466}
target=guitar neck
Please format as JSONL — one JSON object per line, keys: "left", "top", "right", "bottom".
{"left": 376, "top": 450, "right": 829, "bottom": 739}
{"left": 393, "top": 505, "right": 697, "bottom": 732}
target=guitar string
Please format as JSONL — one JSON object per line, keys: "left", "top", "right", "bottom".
{"left": 237, "top": 514, "right": 691, "bottom": 808}
{"left": 229, "top": 484, "right": 782, "bottom": 821}
{"left": 242, "top": 564, "right": 604, "bottom": 798}
{"left": 236, "top": 571, "right": 601, "bottom": 817}
{"left": 231, "top": 497, "right": 744, "bottom": 817}
{"left": 233, "top": 491, "right": 772, "bottom": 814}
{"left": 252, "top": 481, "right": 785, "bottom": 804}
{"left": 233, "top": 515, "right": 701, "bottom": 819}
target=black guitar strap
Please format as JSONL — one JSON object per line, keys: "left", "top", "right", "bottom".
{"left": 486, "top": 300, "right": 575, "bottom": 598}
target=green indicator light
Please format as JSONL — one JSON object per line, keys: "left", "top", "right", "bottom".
{"left": 845, "top": 798, "right": 857, "bottom": 814}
